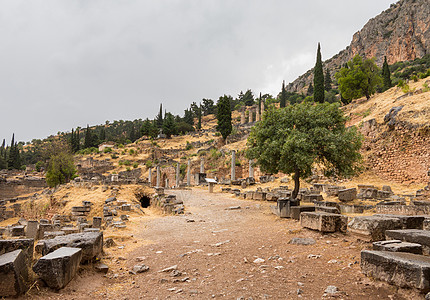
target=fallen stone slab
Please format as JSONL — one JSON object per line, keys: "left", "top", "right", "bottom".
{"left": 94, "top": 262, "right": 109, "bottom": 274}
{"left": 339, "top": 205, "right": 365, "bottom": 214}
{"left": 302, "top": 194, "right": 323, "bottom": 203}
{"left": 0, "top": 249, "right": 30, "bottom": 297}
{"left": 40, "top": 232, "right": 103, "bottom": 261}
{"left": 7, "top": 225, "right": 25, "bottom": 237}
{"left": 373, "top": 240, "right": 423, "bottom": 254}
{"left": 33, "top": 247, "right": 82, "bottom": 289}
{"left": 300, "top": 212, "right": 347, "bottom": 233}
{"left": 385, "top": 229, "right": 430, "bottom": 255}
{"left": 0, "top": 239, "right": 34, "bottom": 265}
{"left": 374, "top": 214, "right": 424, "bottom": 229}
{"left": 315, "top": 206, "right": 340, "bottom": 214}
{"left": 348, "top": 216, "right": 403, "bottom": 241}
{"left": 361, "top": 250, "right": 430, "bottom": 291}
{"left": 290, "top": 206, "right": 315, "bottom": 220}
{"left": 338, "top": 188, "right": 357, "bottom": 202}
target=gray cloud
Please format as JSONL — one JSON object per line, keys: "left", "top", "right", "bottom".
{"left": 0, "top": 0, "right": 396, "bottom": 143}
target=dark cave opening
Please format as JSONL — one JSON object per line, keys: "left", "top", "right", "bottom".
{"left": 140, "top": 195, "right": 151, "bottom": 208}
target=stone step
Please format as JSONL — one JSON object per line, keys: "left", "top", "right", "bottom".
{"left": 361, "top": 250, "right": 430, "bottom": 291}
{"left": 290, "top": 206, "right": 315, "bottom": 220}
{"left": 385, "top": 229, "right": 430, "bottom": 255}
{"left": 33, "top": 247, "right": 82, "bottom": 289}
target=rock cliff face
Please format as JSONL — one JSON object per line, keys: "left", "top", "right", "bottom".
{"left": 287, "top": 0, "right": 430, "bottom": 93}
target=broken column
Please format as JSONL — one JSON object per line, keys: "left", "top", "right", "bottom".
{"left": 187, "top": 159, "right": 191, "bottom": 186}
{"left": 156, "top": 165, "right": 161, "bottom": 187}
{"left": 176, "top": 162, "right": 180, "bottom": 187}
{"left": 200, "top": 158, "right": 204, "bottom": 173}
{"left": 148, "top": 167, "right": 152, "bottom": 187}
{"left": 249, "top": 159, "right": 254, "bottom": 178}
{"left": 0, "top": 250, "right": 29, "bottom": 297}
{"left": 248, "top": 109, "right": 253, "bottom": 123}
{"left": 260, "top": 99, "right": 265, "bottom": 115}
{"left": 231, "top": 150, "right": 236, "bottom": 181}
{"left": 256, "top": 107, "right": 260, "bottom": 122}
{"left": 33, "top": 247, "right": 82, "bottom": 290}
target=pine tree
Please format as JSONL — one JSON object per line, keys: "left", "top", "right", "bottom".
{"left": 307, "top": 83, "right": 314, "bottom": 96}
{"left": 162, "top": 112, "right": 177, "bottom": 138}
{"left": 156, "top": 104, "right": 163, "bottom": 128}
{"left": 129, "top": 126, "right": 136, "bottom": 142}
{"left": 382, "top": 56, "right": 392, "bottom": 91}
{"left": 324, "top": 68, "right": 332, "bottom": 92}
{"left": 216, "top": 95, "right": 232, "bottom": 140}
{"left": 314, "top": 43, "right": 325, "bottom": 103}
{"left": 183, "top": 109, "right": 194, "bottom": 125}
{"left": 280, "top": 81, "right": 287, "bottom": 108}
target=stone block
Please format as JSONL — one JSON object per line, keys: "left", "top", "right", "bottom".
{"left": 8, "top": 225, "right": 25, "bottom": 237}
{"left": 424, "top": 218, "right": 430, "bottom": 231}
{"left": 338, "top": 188, "right": 357, "bottom": 202}
{"left": 373, "top": 240, "right": 422, "bottom": 254}
{"left": 121, "top": 204, "right": 131, "bottom": 211}
{"left": 245, "top": 191, "right": 254, "bottom": 200}
{"left": 0, "top": 250, "right": 29, "bottom": 297}
{"left": 61, "top": 227, "right": 79, "bottom": 234}
{"left": 374, "top": 214, "right": 424, "bottom": 229}
{"left": 385, "top": 229, "right": 430, "bottom": 255}
{"left": 277, "top": 199, "right": 299, "bottom": 218}
{"left": 33, "top": 247, "right": 82, "bottom": 289}
{"left": 315, "top": 206, "right": 340, "bottom": 214}
{"left": 92, "top": 217, "right": 102, "bottom": 228}
{"left": 26, "top": 220, "right": 39, "bottom": 239}
{"left": 0, "top": 239, "right": 34, "bottom": 265}
{"left": 265, "top": 193, "right": 278, "bottom": 201}
{"left": 348, "top": 216, "right": 403, "bottom": 241}
{"left": 38, "top": 223, "right": 53, "bottom": 240}
{"left": 253, "top": 192, "right": 266, "bottom": 201}
{"left": 300, "top": 212, "right": 347, "bottom": 233}
{"left": 290, "top": 206, "right": 315, "bottom": 220}
{"left": 361, "top": 250, "right": 430, "bottom": 291}
{"left": 302, "top": 194, "right": 323, "bottom": 203}
{"left": 40, "top": 232, "right": 103, "bottom": 261}
{"left": 44, "top": 231, "right": 65, "bottom": 239}
{"left": 339, "top": 205, "right": 365, "bottom": 214}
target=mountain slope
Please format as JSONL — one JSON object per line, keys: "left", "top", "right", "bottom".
{"left": 287, "top": 0, "right": 430, "bottom": 93}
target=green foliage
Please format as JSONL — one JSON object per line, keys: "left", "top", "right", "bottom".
{"left": 411, "top": 75, "right": 419, "bottom": 82}
{"left": 35, "top": 161, "right": 43, "bottom": 172}
{"left": 45, "top": 152, "right": 77, "bottom": 187}
{"left": 156, "top": 103, "right": 163, "bottom": 128}
{"left": 246, "top": 102, "right": 362, "bottom": 198}
{"left": 103, "top": 147, "right": 112, "bottom": 153}
{"left": 210, "top": 148, "right": 222, "bottom": 159}
{"left": 162, "top": 112, "right": 177, "bottom": 138}
{"left": 77, "top": 147, "right": 99, "bottom": 155}
{"left": 111, "top": 153, "right": 118, "bottom": 159}
{"left": 176, "top": 121, "right": 194, "bottom": 135}
{"left": 336, "top": 55, "right": 382, "bottom": 101}
{"left": 183, "top": 108, "right": 194, "bottom": 126}
{"left": 180, "top": 163, "right": 187, "bottom": 177}
{"left": 119, "top": 160, "right": 131, "bottom": 166}
{"left": 185, "top": 141, "right": 193, "bottom": 150}
{"left": 216, "top": 95, "right": 233, "bottom": 140}
{"left": 201, "top": 99, "right": 215, "bottom": 116}
{"left": 307, "top": 83, "right": 314, "bottom": 96}
{"left": 382, "top": 56, "right": 392, "bottom": 91}
{"left": 314, "top": 43, "right": 325, "bottom": 103}
{"left": 133, "top": 162, "right": 139, "bottom": 169}
{"left": 240, "top": 89, "right": 255, "bottom": 106}
{"left": 145, "top": 160, "right": 153, "bottom": 168}
{"left": 324, "top": 91, "right": 338, "bottom": 104}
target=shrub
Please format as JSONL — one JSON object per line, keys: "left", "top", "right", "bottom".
{"left": 145, "top": 161, "right": 153, "bottom": 168}
{"left": 210, "top": 148, "right": 222, "bottom": 159}
{"left": 185, "top": 141, "right": 193, "bottom": 150}
{"left": 111, "top": 153, "right": 118, "bottom": 159}
{"left": 35, "top": 161, "right": 43, "bottom": 172}
{"left": 133, "top": 162, "right": 138, "bottom": 168}
{"left": 103, "top": 147, "right": 112, "bottom": 153}
{"left": 411, "top": 75, "right": 419, "bottom": 82}
{"left": 129, "top": 149, "right": 135, "bottom": 155}
{"left": 45, "top": 152, "right": 77, "bottom": 187}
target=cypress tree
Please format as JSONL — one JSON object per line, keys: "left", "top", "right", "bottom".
{"left": 324, "top": 68, "right": 332, "bottom": 92}
{"left": 7, "top": 134, "right": 15, "bottom": 169}
{"left": 12, "top": 142, "right": 21, "bottom": 170}
{"left": 216, "top": 95, "right": 232, "bottom": 140}
{"left": 197, "top": 104, "right": 202, "bottom": 130}
{"left": 307, "top": 83, "right": 314, "bottom": 96}
{"left": 156, "top": 104, "right": 163, "bottom": 128}
{"left": 382, "top": 56, "right": 392, "bottom": 91}
{"left": 314, "top": 43, "right": 325, "bottom": 103}
{"left": 99, "top": 127, "right": 106, "bottom": 142}
{"left": 84, "top": 125, "right": 91, "bottom": 149}
{"left": 280, "top": 81, "right": 287, "bottom": 108}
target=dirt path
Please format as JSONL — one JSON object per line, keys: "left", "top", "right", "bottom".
{"left": 28, "top": 188, "right": 420, "bottom": 300}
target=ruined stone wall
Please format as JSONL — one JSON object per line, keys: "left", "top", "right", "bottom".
{"left": 0, "top": 178, "right": 47, "bottom": 200}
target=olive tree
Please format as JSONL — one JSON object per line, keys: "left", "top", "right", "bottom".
{"left": 246, "top": 101, "right": 362, "bottom": 199}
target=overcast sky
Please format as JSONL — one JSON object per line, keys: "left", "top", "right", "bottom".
{"left": 0, "top": 0, "right": 396, "bottom": 143}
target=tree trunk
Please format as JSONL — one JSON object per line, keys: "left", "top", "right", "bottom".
{"left": 292, "top": 168, "right": 300, "bottom": 199}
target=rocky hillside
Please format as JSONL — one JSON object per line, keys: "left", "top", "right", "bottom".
{"left": 287, "top": 0, "right": 430, "bottom": 93}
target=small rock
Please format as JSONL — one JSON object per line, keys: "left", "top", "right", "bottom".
{"left": 131, "top": 264, "right": 149, "bottom": 274}
{"left": 307, "top": 254, "right": 321, "bottom": 259}
{"left": 94, "top": 263, "right": 109, "bottom": 274}
{"left": 226, "top": 206, "right": 241, "bottom": 210}
{"left": 297, "top": 289, "right": 303, "bottom": 295}
{"left": 159, "top": 265, "right": 178, "bottom": 273}
{"left": 253, "top": 258, "right": 265, "bottom": 264}
{"left": 324, "top": 285, "right": 338, "bottom": 294}
{"left": 186, "top": 219, "right": 195, "bottom": 223}
{"left": 170, "top": 270, "right": 182, "bottom": 277}
{"left": 104, "top": 238, "right": 116, "bottom": 248}
{"left": 289, "top": 238, "right": 316, "bottom": 246}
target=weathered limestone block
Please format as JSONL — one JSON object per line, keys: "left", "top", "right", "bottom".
{"left": 302, "top": 194, "right": 323, "bottom": 203}
{"left": 338, "top": 188, "right": 357, "bottom": 202}
{"left": 26, "top": 220, "right": 39, "bottom": 239}
{"left": 33, "top": 247, "right": 82, "bottom": 289}
{"left": 245, "top": 191, "right": 254, "bottom": 200}
{"left": 0, "top": 250, "right": 29, "bottom": 297}
{"left": 373, "top": 240, "right": 423, "bottom": 254}
{"left": 265, "top": 193, "right": 278, "bottom": 201}
{"left": 300, "top": 212, "right": 347, "bottom": 233}
{"left": 253, "top": 191, "right": 266, "bottom": 201}
{"left": 424, "top": 218, "right": 430, "bottom": 231}
{"left": 275, "top": 199, "right": 300, "bottom": 218}
{"left": 0, "top": 239, "right": 34, "bottom": 265}
{"left": 348, "top": 216, "right": 403, "bottom": 241}
{"left": 385, "top": 229, "right": 430, "bottom": 255}
{"left": 7, "top": 225, "right": 25, "bottom": 237}
{"left": 290, "top": 206, "right": 316, "bottom": 220}
{"left": 340, "top": 205, "right": 365, "bottom": 214}
{"left": 40, "top": 232, "right": 103, "bottom": 261}
{"left": 92, "top": 217, "right": 102, "bottom": 228}
{"left": 361, "top": 250, "right": 430, "bottom": 291}
{"left": 315, "top": 206, "right": 340, "bottom": 214}
{"left": 374, "top": 214, "right": 424, "bottom": 229}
